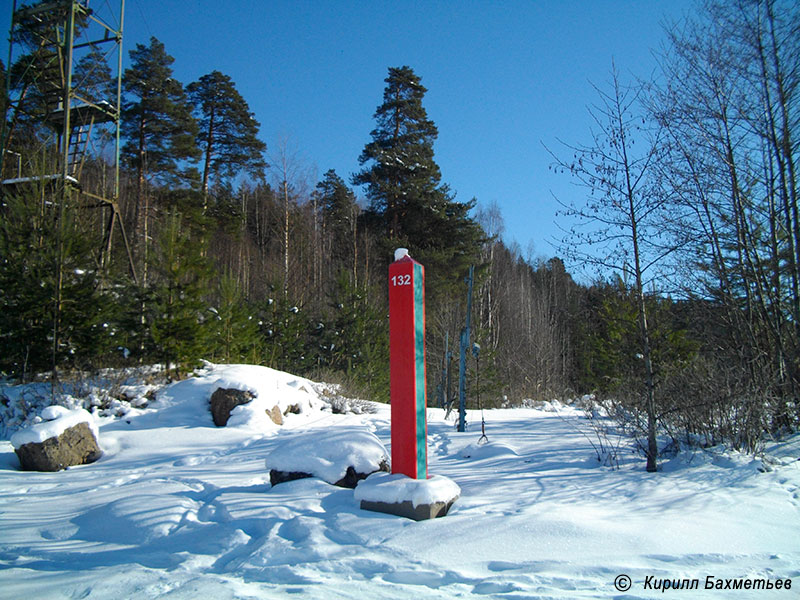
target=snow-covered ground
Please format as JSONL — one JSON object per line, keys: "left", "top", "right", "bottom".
{"left": 1, "top": 364, "right": 798, "bottom": 599}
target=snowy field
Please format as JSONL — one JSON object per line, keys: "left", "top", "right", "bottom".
{"left": 1, "top": 364, "right": 799, "bottom": 599}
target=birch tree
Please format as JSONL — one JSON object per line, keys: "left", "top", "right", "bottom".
{"left": 551, "top": 65, "right": 668, "bottom": 471}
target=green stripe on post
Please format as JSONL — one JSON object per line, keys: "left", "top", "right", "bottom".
{"left": 413, "top": 262, "right": 427, "bottom": 479}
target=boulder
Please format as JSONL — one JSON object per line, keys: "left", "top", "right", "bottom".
{"left": 210, "top": 388, "right": 255, "bottom": 426}
{"left": 266, "top": 428, "right": 390, "bottom": 488}
{"left": 267, "top": 405, "right": 283, "bottom": 425}
{"left": 336, "top": 462, "right": 390, "bottom": 488}
{"left": 269, "top": 468, "right": 312, "bottom": 486}
{"left": 359, "top": 497, "right": 457, "bottom": 521}
{"left": 283, "top": 403, "right": 301, "bottom": 416}
{"left": 269, "top": 459, "right": 390, "bottom": 489}
{"left": 15, "top": 421, "right": 103, "bottom": 472}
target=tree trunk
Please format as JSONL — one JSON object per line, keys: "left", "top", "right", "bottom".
{"left": 201, "top": 104, "right": 215, "bottom": 213}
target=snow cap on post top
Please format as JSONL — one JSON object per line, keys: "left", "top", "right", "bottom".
{"left": 394, "top": 247, "right": 410, "bottom": 262}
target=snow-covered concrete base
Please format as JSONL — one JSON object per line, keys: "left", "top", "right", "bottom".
{"left": 355, "top": 472, "right": 460, "bottom": 521}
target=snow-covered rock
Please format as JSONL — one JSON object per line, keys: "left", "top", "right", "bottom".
{"left": 11, "top": 406, "right": 98, "bottom": 449}
{"left": 355, "top": 472, "right": 461, "bottom": 507}
{"left": 266, "top": 428, "right": 389, "bottom": 487}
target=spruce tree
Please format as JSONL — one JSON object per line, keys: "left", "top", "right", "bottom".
{"left": 353, "top": 66, "right": 483, "bottom": 289}
{"left": 209, "top": 273, "right": 261, "bottom": 364}
{"left": 187, "top": 70, "right": 267, "bottom": 210}
{"left": 0, "top": 189, "right": 117, "bottom": 379}
{"left": 328, "top": 274, "right": 390, "bottom": 403}
{"left": 258, "top": 297, "right": 311, "bottom": 374}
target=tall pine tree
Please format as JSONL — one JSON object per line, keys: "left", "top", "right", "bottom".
{"left": 354, "top": 66, "right": 441, "bottom": 244}
{"left": 353, "top": 66, "right": 483, "bottom": 293}
{"left": 187, "top": 70, "right": 267, "bottom": 211}
{"left": 122, "top": 37, "right": 199, "bottom": 287}
{"left": 122, "top": 37, "right": 199, "bottom": 193}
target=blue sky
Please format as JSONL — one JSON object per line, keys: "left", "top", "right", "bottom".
{"left": 3, "top": 0, "right": 697, "bottom": 264}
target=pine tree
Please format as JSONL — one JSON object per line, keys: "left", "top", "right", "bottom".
{"left": 71, "top": 47, "right": 116, "bottom": 159}
{"left": 147, "top": 209, "right": 215, "bottom": 378}
{"left": 0, "top": 188, "right": 117, "bottom": 379}
{"left": 122, "top": 37, "right": 199, "bottom": 288}
{"left": 2, "top": 3, "right": 92, "bottom": 153}
{"left": 122, "top": 37, "right": 199, "bottom": 191}
{"left": 0, "top": 59, "right": 7, "bottom": 144}
{"left": 74, "top": 46, "right": 115, "bottom": 105}
{"left": 353, "top": 66, "right": 483, "bottom": 291}
{"left": 353, "top": 66, "right": 442, "bottom": 244}
{"left": 209, "top": 273, "right": 261, "bottom": 364}
{"left": 187, "top": 70, "right": 267, "bottom": 211}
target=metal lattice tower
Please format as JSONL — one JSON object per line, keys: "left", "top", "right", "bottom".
{"left": 2, "top": 0, "right": 136, "bottom": 282}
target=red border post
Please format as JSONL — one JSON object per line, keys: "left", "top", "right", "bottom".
{"left": 389, "top": 248, "right": 427, "bottom": 479}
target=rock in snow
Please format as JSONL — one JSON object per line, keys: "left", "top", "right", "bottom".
{"left": 11, "top": 407, "right": 102, "bottom": 471}
{"left": 209, "top": 387, "right": 255, "bottom": 426}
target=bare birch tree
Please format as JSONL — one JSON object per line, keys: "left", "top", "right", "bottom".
{"left": 550, "top": 64, "right": 669, "bottom": 471}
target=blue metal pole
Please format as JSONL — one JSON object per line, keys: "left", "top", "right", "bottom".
{"left": 457, "top": 266, "right": 474, "bottom": 432}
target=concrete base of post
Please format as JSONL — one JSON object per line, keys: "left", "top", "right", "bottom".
{"left": 359, "top": 497, "right": 457, "bottom": 521}
{"left": 354, "top": 472, "right": 460, "bottom": 521}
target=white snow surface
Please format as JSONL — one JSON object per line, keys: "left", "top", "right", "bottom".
{"left": 0, "top": 363, "right": 799, "bottom": 599}
{"left": 355, "top": 472, "right": 461, "bottom": 507}
{"left": 10, "top": 407, "right": 97, "bottom": 449}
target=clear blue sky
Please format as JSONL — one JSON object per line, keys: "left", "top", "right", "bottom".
{"left": 3, "top": 0, "right": 697, "bottom": 264}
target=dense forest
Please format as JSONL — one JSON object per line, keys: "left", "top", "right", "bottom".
{"left": 1, "top": 0, "right": 798, "bottom": 469}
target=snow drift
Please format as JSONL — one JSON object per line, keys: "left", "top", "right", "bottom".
{"left": 1, "top": 363, "right": 798, "bottom": 599}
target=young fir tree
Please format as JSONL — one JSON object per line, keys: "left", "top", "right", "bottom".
{"left": 258, "top": 296, "right": 312, "bottom": 375}
{"left": 147, "top": 209, "right": 215, "bottom": 379}
{"left": 187, "top": 70, "right": 267, "bottom": 211}
{"left": 0, "top": 188, "right": 117, "bottom": 379}
{"left": 328, "top": 273, "right": 390, "bottom": 403}
{"left": 353, "top": 66, "right": 483, "bottom": 291}
{"left": 209, "top": 272, "right": 261, "bottom": 364}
